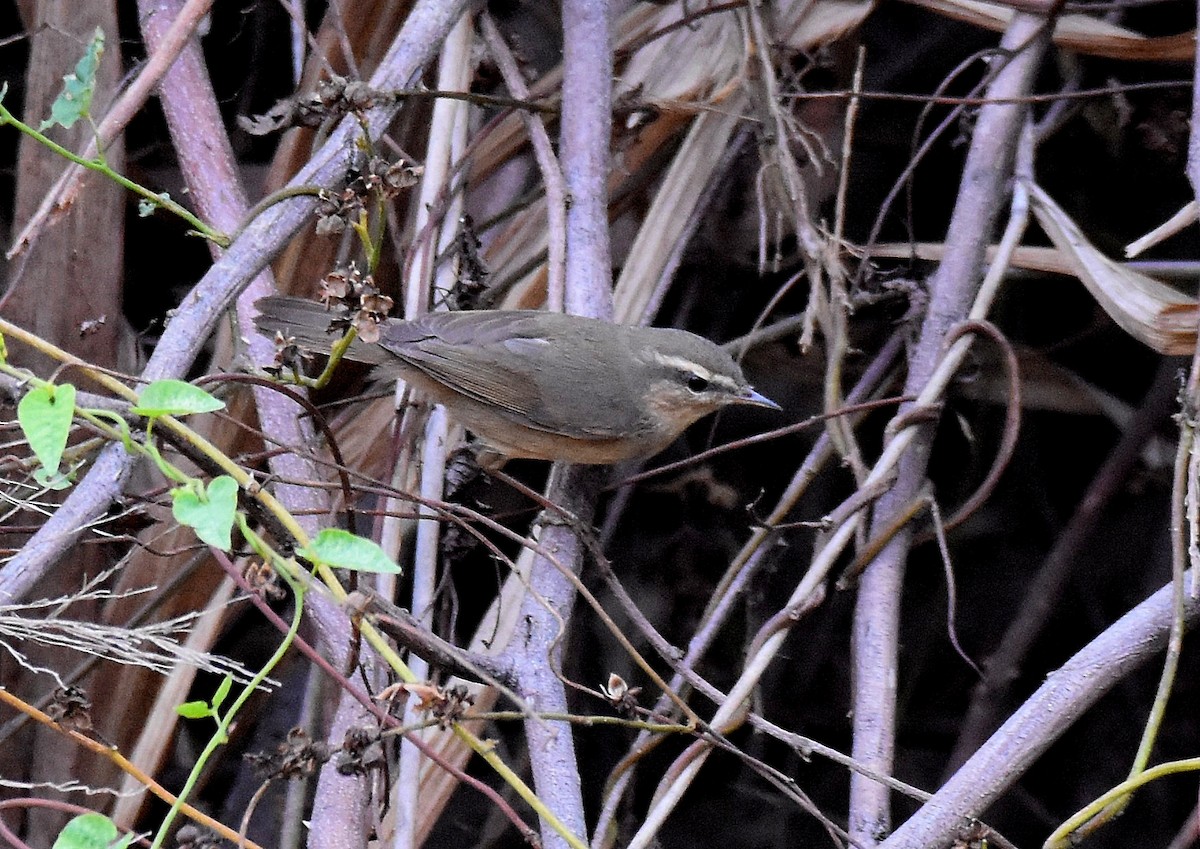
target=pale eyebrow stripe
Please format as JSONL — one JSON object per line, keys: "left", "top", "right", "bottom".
{"left": 649, "top": 353, "right": 740, "bottom": 392}
{"left": 651, "top": 353, "right": 712, "bottom": 375}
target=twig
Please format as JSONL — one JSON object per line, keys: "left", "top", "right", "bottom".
{"left": 388, "top": 14, "right": 474, "bottom": 848}
{"left": 0, "top": 688, "right": 266, "bottom": 849}
{"left": 925, "top": 320, "right": 1022, "bottom": 537}
{"left": 480, "top": 13, "right": 568, "bottom": 310}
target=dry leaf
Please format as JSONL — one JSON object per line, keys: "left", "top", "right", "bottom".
{"left": 901, "top": 0, "right": 1194, "bottom": 61}
{"left": 1029, "top": 182, "right": 1197, "bottom": 355}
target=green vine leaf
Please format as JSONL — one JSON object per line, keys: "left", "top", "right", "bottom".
{"left": 40, "top": 28, "right": 104, "bottom": 131}
{"left": 52, "top": 812, "right": 134, "bottom": 849}
{"left": 18, "top": 383, "right": 75, "bottom": 479}
{"left": 172, "top": 475, "right": 238, "bottom": 551}
{"left": 300, "top": 528, "right": 401, "bottom": 575}
{"left": 177, "top": 672, "right": 234, "bottom": 742}
{"left": 210, "top": 673, "right": 233, "bottom": 710}
{"left": 132, "top": 379, "right": 224, "bottom": 418}
{"left": 175, "top": 700, "right": 211, "bottom": 720}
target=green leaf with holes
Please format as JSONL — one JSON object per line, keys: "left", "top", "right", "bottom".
{"left": 41, "top": 28, "right": 104, "bottom": 131}
{"left": 300, "top": 529, "right": 400, "bottom": 574}
{"left": 131, "top": 379, "right": 224, "bottom": 418}
{"left": 172, "top": 475, "right": 238, "bottom": 551}
{"left": 137, "top": 192, "right": 170, "bottom": 218}
{"left": 18, "top": 383, "right": 75, "bottom": 479}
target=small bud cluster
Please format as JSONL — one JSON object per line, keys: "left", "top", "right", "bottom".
{"left": 244, "top": 726, "right": 332, "bottom": 779}
{"left": 380, "top": 680, "right": 477, "bottom": 729}
{"left": 314, "top": 156, "right": 422, "bottom": 236}
{"left": 238, "top": 74, "right": 386, "bottom": 136}
{"left": 316, "top": 264, "right": 394, "bottom": 345}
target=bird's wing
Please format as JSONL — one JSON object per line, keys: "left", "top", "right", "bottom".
{"left": 378, "top": 314, "right": 636, "bottom": 439}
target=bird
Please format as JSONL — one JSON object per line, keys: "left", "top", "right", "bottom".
{"left": 254, "top": 295, "right": 779, "bottom": 465}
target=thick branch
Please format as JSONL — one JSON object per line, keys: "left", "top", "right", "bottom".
{"left": 849, "top": 16, "right": 1052, "bottom": 844}
{"left": 560, "top": 0, "right": 613, "bottom": 320}
{"left": 504, "top": 0, "right": 615, "bottom": 844}
{"left": 881, "top": 572, "right": 1200, "bottom": 849}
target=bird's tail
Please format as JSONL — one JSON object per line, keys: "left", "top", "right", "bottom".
{"left": 253, "top": 296, "right": 389, "bottom": 365}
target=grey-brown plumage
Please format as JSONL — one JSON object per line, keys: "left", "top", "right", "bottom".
{"left": 254, "top": 296, "right": 778, "bottom": 463}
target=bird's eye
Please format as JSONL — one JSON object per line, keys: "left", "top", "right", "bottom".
{"left": 685, "top": 374, "right": 709, "bottom": 393}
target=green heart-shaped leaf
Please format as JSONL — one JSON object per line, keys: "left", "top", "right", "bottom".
{"left": 18, "top": 383, "right": 75, "bottom": 477}
{"left": 172, "top": 475, "right": 238, "bottom": 550}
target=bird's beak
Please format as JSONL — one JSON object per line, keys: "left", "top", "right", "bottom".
{"left": 738, "top": 387, "right": 782, "bottom": 410}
